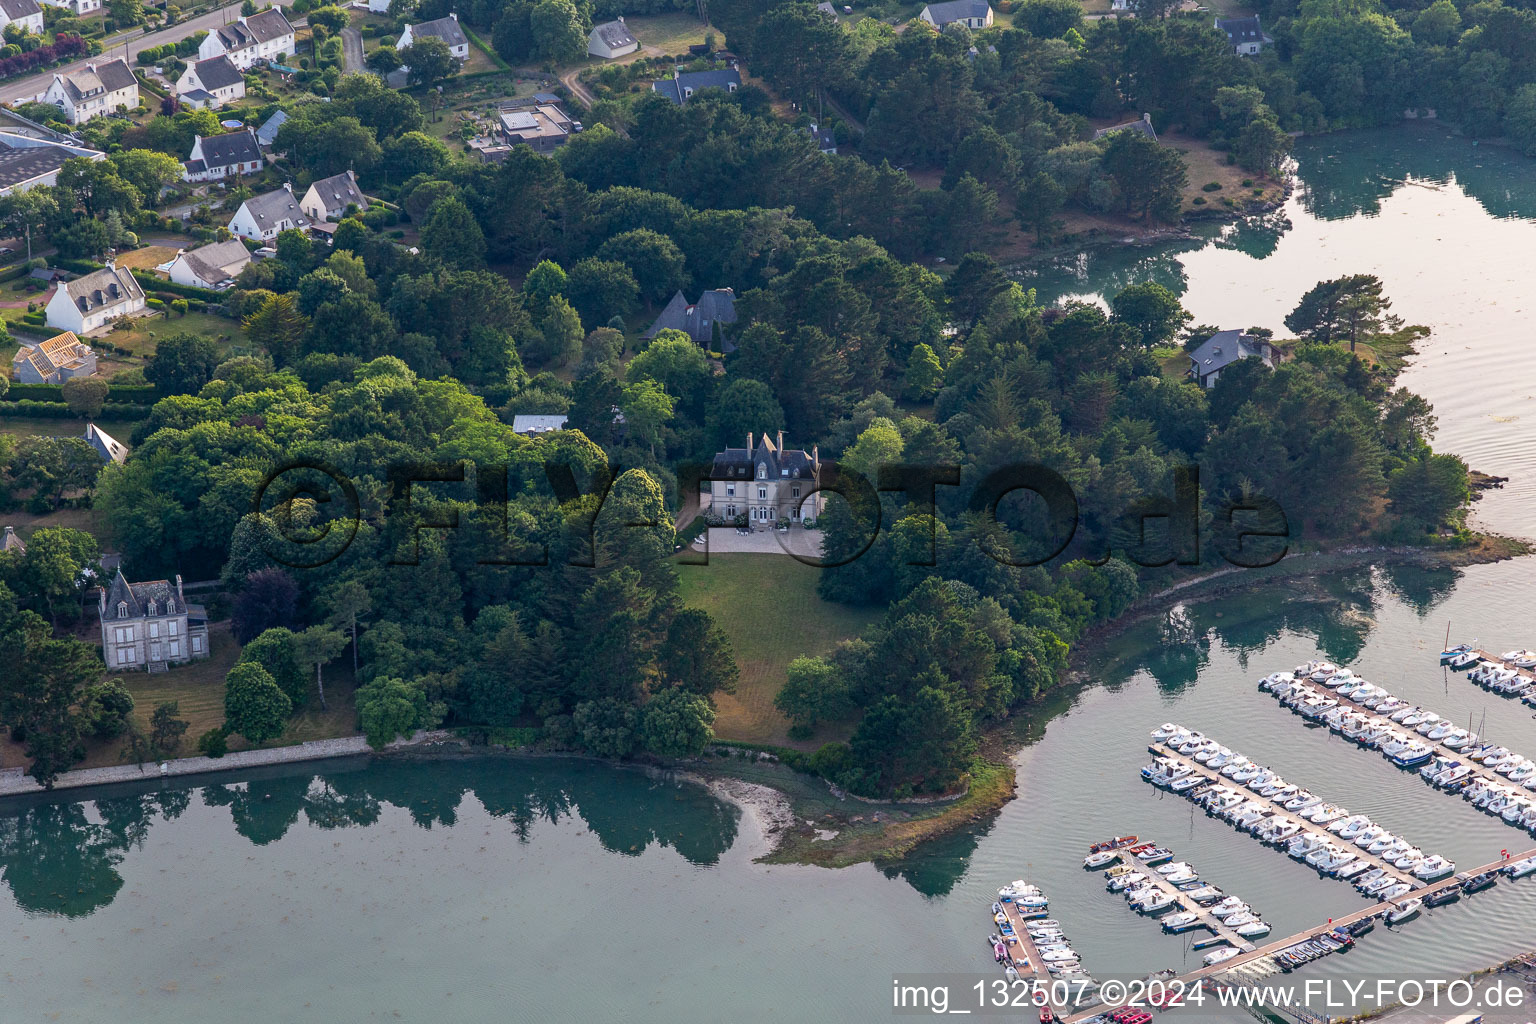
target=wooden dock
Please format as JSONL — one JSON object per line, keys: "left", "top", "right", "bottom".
{"left": 1148, "top": 742, "right": 1449, "bottom": 881}
{"left": 997, "top": 897, "right": 1074, "bottom": 1017}
{"left": 1062, "top": 844, "right": 1536, "bottom": 1023}
{"left": 1262, "top": 676, "right": 1536, "bottom": 829}
{"left": 1105, "top": 842, "right": 1255, "bottom": 953}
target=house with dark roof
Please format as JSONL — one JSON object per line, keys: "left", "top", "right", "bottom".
{"left": 11, "top": 330, "right": 95, "bottom": 384}
{"left": 398, "top": 13, "right": 469, "bottom": 60}
{"left": 41, "top": 58, "right": 138, "bottom": 125}
{"left": 45, "top": 264, "right": 145, "bottom": 333}
{"left": 651, "top": 67, "right": 741, "bottom": 105}
{"left": 807, "top": 121, "right": 836, "bottom": 154}
{"left": 920, "top": 0, "right": 993, "bottom": 28}
{"left": 588, "top": 17, "right": 638, "bottom": 58}
{"left": 1215, "top": 15, "right": 1273, "bottom": 54}
{"left": 300, "top": 169, "right": 368, "bottom": 222}
{"left": 197, "top": 7, "right": 295, "bottom": 69}
{"left": 175, "top": 54, "right": 246, "bottom": 109}
{"left": 84, "top": 422, "right": 127, "bottom": 463}
{"left": 99, "top": 569, "right": 209, "bottom": 671}
{"left": 183, "top": 128, "right": 263, "bottom": 182}
{"left": 0, "top": 0, "right": 44, "bottom": 36}
{"left": 512, "top": 414, "right": 569, "bottom": 435}
{"left": 228, "top": 183, "right": 312, "bottom": 241}
{"left": 255, "top": 108, "right": 288, "bottom": 148}
{"left": 0, "top": 525, "right": 23, "bottom": 554}
{"left": 1094, "top": 111, "right": 1158, "bottom": 143}
{"left": 707, "top": 431, "right": 823, "bottom": 524}
{"left": 1188, "top": 329, "right": 1276, "bottom": 388}
{"left": 167, "top": 239, "right": 251, "bottom": 290}
{"left": 643, "top": 288, "right": 738, "bottom": 349}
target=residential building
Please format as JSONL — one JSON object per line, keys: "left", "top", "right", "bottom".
{"left": 42, "top": 58, "right": 138, "bottom": 125}
{"left": 197, "top": 7, "right": 295, "bottom": 69}
{"left": 587, "top": 18, "right": 638, "bottom": 58}
{"left": 37, "top": 0, "right": 98, "bottom": 15}
{"left": 255, "top": 108, "right": 288, "bottom": 148}
{"left": 1094, "top": 112, "right": 1158, "bottom": 143}
{"left": 397, "top": 13, "right": 469, "bottom": 61}
{"left": 228, "top": 184, "right": 312, "bottom": 242}
{"left": 45, "top": 264, "right": 145, "bottom": 333}
{"left": 98, "top": 570, "right": 210, "bottom": 671}
{"left": 706, "top": 431, "right": 823, "bottom": 524}
{"left": 166, "top": 239, "right": 251, "bottom": 290}
{"left": 299, "top": 169, "right": 368, "bottom": 222}
{"left": 495, "top": 103, "right": 577, "bottom": 153}
{"left": 1215, "top": 15, "right": 1273, "bottom": 55}
{"left": 512, "top": 414, "right": 568, "bottom": 435}
{"left": 0, "top": 525, "right": 23, "bottom": 554}
{"left": 643, "top": 288, "right": 737, "bottom": 349}
{"left": 651, "top": 67, "right": 741, "bottom": 105}
{"left": 0, "top": 129, "right": 104, "bottom": 194}
{"left": 0, "top": 0, "right": 44, "bottom": 37}
{"left": 175, "top": 54, "right": 246, "bottom": 109}
{"left": 84, "top": 421, "right": 127, "bottom": 463}
{"left": 11, "top": 330, "right": 96, "bottom": 383}
{"left": 919, "top": 0, "right": 993, "bottom": 29}
{"left": 816, "top": 1, "right": 838, "bottom": 19}
{"left": 807, "top": 121, "right": 836, "bottom": 154}
{"left": 182, "top": 128, "right": 263, "bottom": 182}
{"left": 1188, "top": 329, "right": 1276, "bottom": 388}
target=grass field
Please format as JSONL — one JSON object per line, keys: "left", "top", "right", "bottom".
{"left": 101, "top": 310, "right": 250, "bottom": 361}
{"left": 626, "top": 11, "right": 713, "bottom": 52}
{"left": 676, "top": 553, "right": 880, "bottom": 747}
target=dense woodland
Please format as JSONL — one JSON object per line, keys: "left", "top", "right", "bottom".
{"left": 0, "top": 0, "right": 1490, "bottom": 796}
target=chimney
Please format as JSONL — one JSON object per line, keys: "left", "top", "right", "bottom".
{"left": 283, "top": 181, "right": 293, "bottom": 192}
{"left": 746, "top": 431, "right": 753, "bottom": 452}
{"left": 449, "top": 11, "right": 457, "bottom": 17}
{"left": 175, "top": 574, "right": 185, "bottom": 603}
{"left": 777, "top": 429, "right": 784, "bottom": 452}
{"left": 812, "top": 445, "right": 820, "bottom": 474}
{"left": 1143, "top": 112, "right": 1152, "bottom": 124}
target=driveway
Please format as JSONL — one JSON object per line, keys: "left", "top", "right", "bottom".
{"left": 689, "top": 526, "right": 824, "bottom": 559}
{"left": 340, "top": 26, "right": 363, "bottom": 74}
{"left": 0, "top": 0, "right": 298, "bottom": 105}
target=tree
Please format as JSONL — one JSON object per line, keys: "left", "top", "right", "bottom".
{"left": 366, "top": 45, "right": 402, "bottom": 74}
{"left": 385, "top": 130, "right": 449, "bottom": 179}
{"left": 774, "top": 655, "right": 854, "bottom": 730}
{"left": 1284, "top": 274, "right": 1398, "bottom": 350}
{"left": 144, "top": 332, "right": 220, "bottom": 395}
{"left": 539, "top": 295, "right": 584, "bottom": 367}
{"left": 61, "top": 376, "right": 108, "bottom": 418}
{"left": 847, "top": 687, "right": 976, "bottom": 796}
{"left": 1412, "top": 0, "right": 1460, "bottom": 45}
{"left": 149, "top": 700, "right": 189, "bottom": 756}
{"left": 705, "top": 378, "right": 784, "bottom": 448}
{"left": 306, "top": 4, "right": 348, "bottom": 33}
{"left": 0, "top": 188, "right": 56, "bottom": 260}
{"left": 596, "top": 228, "right": 686, "bottom": 304}
{"left": 230, "top": 568, "right": 299, "bottom": 643}
{"left": 1235, "top": 114, "right": 1292, "bottom": 176}
{"left": 223, "top": 662, "right": 292, "bottom": 744}
{"left": 0, "top": 587, "right": 99, "bottom": 787}
{"left": 237, "top": 627, "right": 308, "bottom": 708}
{"left": 52, "top": 218, "right": 111, "bottom": 260}
{"left": 420, "top": 195, "right": 485, "bottom": 269}
{"left": 109, "top": 0, "right": 144, "bottom": 26}
{"left": 657, "top": 608, "right": 738, "bottom": 696}
{"left": 1099, "top": 129, "right": 1187, "bottom": 221}
{"left": 750, "top": 2, "right": 847, "bottom": 103}
{"left": 1111, "top": 282, "right": 1190, "bottom": 348}
{"left": 619, "top": 378, "right": 673, "bottom": 456}
{"left": 79, "top": 679, "right": 134, "bottom": 738}
{"left": 903, "top": 342, "right": 944, "bottom": 401}
{"left": 1017, "top": 170, "right": 1066, "bottom": 244}
{"left": 243, "top": 292, "right": 310, "bottom": 366}
{"left": 626, "top": 331, "right": 707, "bottom": 413}
{"left": 529, "top": 0, "right": 586, "bottom": 62}
{"left": 401, "top": 35, "right": 458, "bottom": 87}
{"left": 521, "top": 258, "right": 567, "bottom": 314}
{"left": 1014, "top": 0, "right": 1081, "bottom": 37}
{"left": 355, "top": 675, "right": 443, "bottom": 748}
{"left": 290, "top": 625, "right": 346, "bottom": 711}
{"left": 1387, "top": 453, "right": 1470, "bottom": 533}
{"left": 564, "top": 258, "right": 638, "bottom": 325}
{"left": 323, "top": 579, "right": 372, "bottom": 674}
{"left": 111, "top": 149, "right": 183, "bottom": 199}
{"left": 572, "top": 697, "right": 640, "bottom": 757}
{"left": 17, "top": 527, "right": 97, "bottom": 624}
{"left": 640, "top": 687, "right": 715, "bottom": 757}
{"left": 275, "top": 113, "right": 383, "bottom": 178}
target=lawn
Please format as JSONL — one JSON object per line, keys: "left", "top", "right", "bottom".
{"left": 113, "top": 245, "right": 181, "bottom": 272}
{"left": 675, "top": 553, "right": 881, "bottom": 747}
{"left": 0, "top": 504, "right": 104, "bottom": 539}
{"left": 625, "top": 11, "right": 713, "bottom": 53}
{"left": 100, "top": 309, "right": 250, "bottom": 361}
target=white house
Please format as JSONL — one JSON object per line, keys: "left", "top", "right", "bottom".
{"left": 183, "top": 128, "right": 263, "bottom": 182}
{"left": 397, "top": 13, "right": 469, "bottom": 61}
{"left": 1215, "top": 15, "right": 1273, "bottom": 55}
{"left": 41, "top": 58, "right": 138, "bottom": 125}
{"left": 1188, "top": 329, "right": 1276, "bottom": 388}
{"left": 37, "top": 0, "right": 98, "bottom": 14}
{"left": 0, "top": 0, "right": 45, "bottom": 37}
{"left": 228, "top": 183, "right": 312, "bottom": 242}
{"left": 587, "top": 18, "right": 638, "bottom": 58}
{"left": 198, "top": 7, "right": 295, "bottom": 69}
{"left": 299, "top": 169, "right": 368, "bottom": 222}
{"left": 175, "top": 54, "right": 246, "bottom": 109}
{"left": 45, "top": 264, "right": 146, "bottom": 334}
{"left": 366, "top": 0, "right": 389, "bottom": 10}
{"left": 166, "top": 239, "right": 251, "bottom": 290}
{"left": 919, "top": 0, "right": 993, "bottom": 28}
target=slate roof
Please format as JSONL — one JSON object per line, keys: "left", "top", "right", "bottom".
{"left": 13, "top": 330, "right": 91, "bottom": 378}
{"left": 215, "top": 7, "right": 292, "bottom": 49}
{"left": 0, "top": 0, "right": 41, "bottom": 22}
{"left": 642, "top": 288, "right": 737, "bottom": 347}
{"left": 1094, "top": 113, "right": 1158, "bottom": 143}
{"left": 102, "top": 568, "right": 179, "bottom": 617}
{"left": 589, "top": 19, "right": 636, "bottom": 49}
{"left": 306, "top": 169, "right": 367, "bottom": 217}
{"left": 188, "top": 53, "right": 243, "bottom": 90}
{"left": 255, "top": 108, "right": 287, "bottom": 146}
{"left": 176, "top": 239, "right": 250, "bottom": 285}
{"left": 651, "top": 68, "right": 741, "bottom": 104}
{"left": 0, "top": 525, "right": 23, "bottom": 554}
{"left": 710, "top": 432, "right": 817, "bottom": 481}
{"left": 1189, "top": 329, "right": 1271, "bottom": 379}
{"left": 1216, "top": 15, "right": 1271, "bottom": 44}
{"left": 922, "top": 0, "right": 991, "bottom": 24}
{"left": 194, "top": 128, "right": 261, "bottom": 168}
{"left": 242, "top": 186, "right": 311, "bottom": 229}
{"left": 57, "top": 58, "right": 135, "bottom": 102}
{"left": 64, "top": 265, "right": 143, "bottom": 315}
{"left": 85, "top": 422, "right": 128, "bottom": 463}
{"left": 409, "top": 15, "right": 467, "bottom": 47}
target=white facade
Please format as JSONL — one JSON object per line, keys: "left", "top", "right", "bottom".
{"left": 397, "top": 14, "right": 469, "bottom": 60}
{"left": 38, "top": 0, "right": 99, "bottom": 13}
{"left": 228, "top": 184, "right": 312, "bottom": 242}
{"left": 197, "top": 9, "right": 295, "bottom": 70}
{"left": 99, "top": 571, "right": 209, "bottom": 672}
{"left": 45, "top": 264, "right": 146, "bottom": 334}
{"left": 587, "top": 18, "right": 639, "bottom": 59}
{"left": 175, "top": 55, "right": 246, "bottom": 106}
{"left": 0, "top": 1, "right": 45, "bottom": 37}
{"left": 41, "top": 59, "right": 138, "bottom": 125}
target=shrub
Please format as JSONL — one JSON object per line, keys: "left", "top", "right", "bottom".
{"left": 1192, "top": 197, "right": 1206, "bottom": 205}
{"left": 196, "top": 727, "right": 228, "bottom": 758}
{"left": 1201, "top": 181, "right": 1222, "bottom": 192}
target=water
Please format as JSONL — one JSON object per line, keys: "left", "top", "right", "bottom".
{"left": 10, "top": 124, "right": 1536, "bottom": 1021}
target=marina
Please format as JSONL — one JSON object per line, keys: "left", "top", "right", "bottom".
{"left": 992, "top": 882, "right": 1094, "bottom": 1018}
{"left": 1096, "top": 839, "right": 1264, "bottom": 950}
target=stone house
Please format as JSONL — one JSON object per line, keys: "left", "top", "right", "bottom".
{"left": 99, "top": 570, "right": 210, "bottom": 671}
{"left": 706, "top": 431, "right": 823, "bottom": 524}
{"left": 11, "top": 330, "right": 96, "bottom": 384}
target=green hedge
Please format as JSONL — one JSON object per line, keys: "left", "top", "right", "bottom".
{"left": 130, "top": 270, "right": 222, "bottom": 301}
{"left": 52, "top": 257, "right": 102, "bottom": 274}
{"left": 0, "top": 262, "right": 29, "bottom": 284}
{"left": 0, "top": 399, "right": 150, "bottom": 419}
{"left": 6, "top": 382, "right": 159, "bottom": 403}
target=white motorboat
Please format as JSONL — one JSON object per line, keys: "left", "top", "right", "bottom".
{"left": 1378, "top": 883, "right": 1414, "bottom": 902}
{"left": 1133, "top": 891, "right": 1177, "bottom": 914}
{"left": 1039, "top": 948, "right": 1079, "bottom": 963}
{"left": 1084, "top": 851, "right": 1119, "bottom": 869}
{"left": 1151, "top": 722, "right": 1181, "bottom": 741}
{"left": 1203, "top": 946, "right": 1241, "bottom": 967}
{"left": 1235, "top": 920, "right": 1271, "bottom": 938}
{"left": 1155, "top": 860, "right": 1193, "bottom": 876}
{"left": 1353, "top": 826, "right": 1385, "bottom": 848}
{"left": 1386, "top": 898, "right": 1422, "bottom": 923}
{"left": 1161, "top": 911, "right": 1199, "bottom": 931}
{"left": 1502, "top": 856, "right": 1536, "bottom": 878}
{"left": 1109, "top": 872, "right": 1146, "bottom": 892}
{"left": 1336, "top": 860, "right": 1371, "bottom": 880}
{"left": 1004, "top": 966, "right": 1019, "bottom": 983}
{"left": 1414, "top": 855, "right": 1455, "bottom": 880}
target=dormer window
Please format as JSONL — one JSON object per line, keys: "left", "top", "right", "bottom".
{"left": 146, "top": 599, "right": 156, "bottom": 615}
{"left": 757, "top": 463, "right": 766, "bottom": 479}
{"left": 117, "top": 602, "right": 127, "bottom": 617}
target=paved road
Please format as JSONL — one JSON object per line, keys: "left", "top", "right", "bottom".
{"left": 0, "top": 0, "right": 295, "bottom": 105}
{"left": 340, "top": 25, "right": 363, "bottom": 74}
